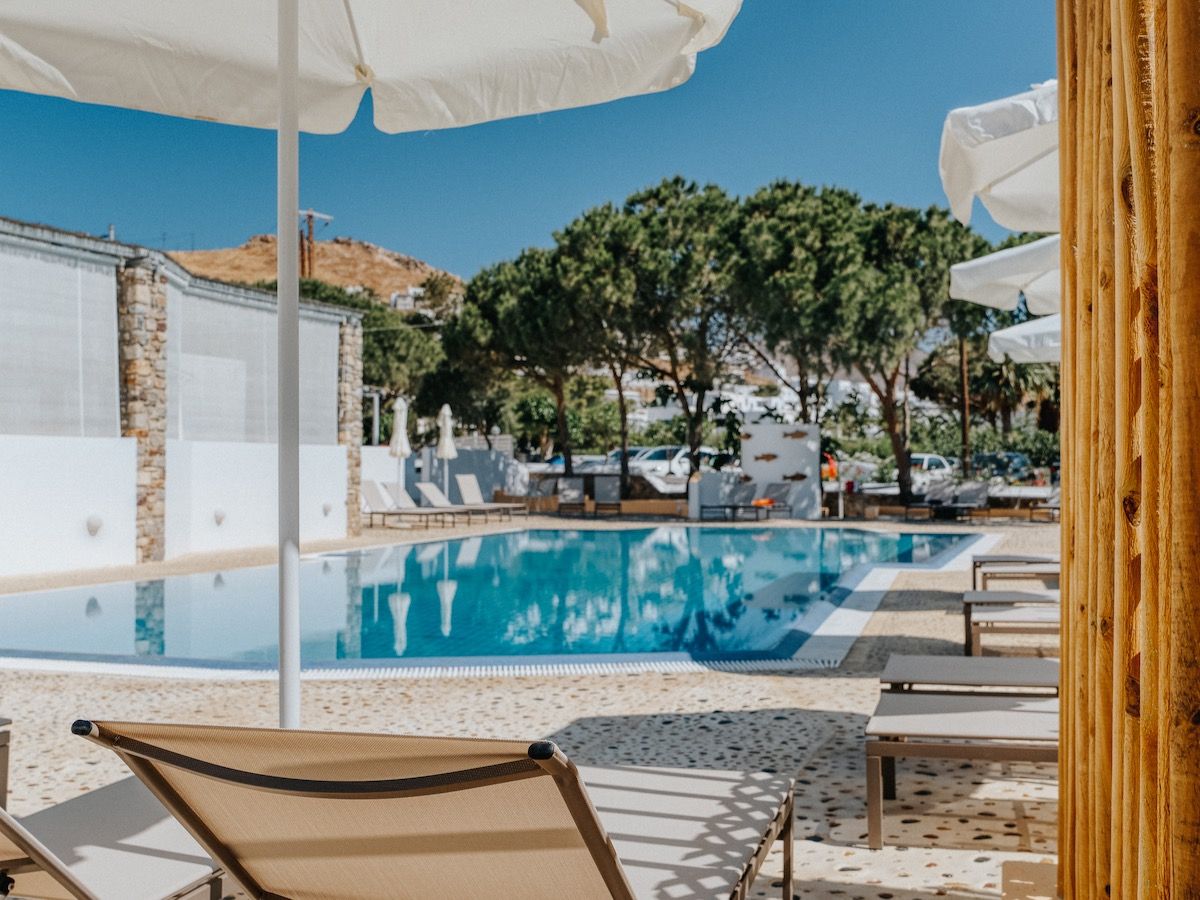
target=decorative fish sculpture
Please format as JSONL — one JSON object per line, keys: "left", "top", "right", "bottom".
{"left": 782, "top": 472, "right": 809, "bottom": 482}
{"left": 783, "top": 430, "right": 808, "bottom": 440}
{"left": 740, "top": 432, "right": 753, "bottom": 441}
{"left": 754, "top": 452, "right": 778, "bottom": 462}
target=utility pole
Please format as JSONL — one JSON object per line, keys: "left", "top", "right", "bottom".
{"left": 297, "top": 208, "right": 333, "bottom": 279}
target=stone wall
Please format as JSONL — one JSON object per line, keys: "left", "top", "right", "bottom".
{"left": 117, "top": 259, "right": 168, "bottom": 562}
{"left": 338, "top": 319, "right": 364, "bottom": 536}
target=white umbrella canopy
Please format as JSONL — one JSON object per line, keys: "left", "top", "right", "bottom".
{"left": 988, "top": 313, "right": 1061, "bottom": 364}
{"left": 949, "top": 234, "right": 1061, "bottom": 315}
{"left": 939, "top": 80, "right": 1059, "bottom": 232}
{"left": 0, "top": 1, "right": 740, "bottom": 133}
{"left": 0, "top": 1, "right": 740, "bottom": 727}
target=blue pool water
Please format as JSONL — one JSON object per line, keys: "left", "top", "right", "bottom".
{"left": 0, "top": 528, "right": 970, "bottom": 668}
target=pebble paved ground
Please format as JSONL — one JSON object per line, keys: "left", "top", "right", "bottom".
{"left": 0, "top": 517, "right": 1060, "bottom": 898}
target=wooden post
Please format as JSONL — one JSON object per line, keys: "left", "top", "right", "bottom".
{"left": 1162, "top": 0, "right": 1200, "bottom": 888}
{"left": 1059, "top": 0, "right": 1200, "bottom": 894}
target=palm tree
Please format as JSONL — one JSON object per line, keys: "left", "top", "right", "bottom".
{"left": 975, "top": 357, "right": 1058, "bottom": 433}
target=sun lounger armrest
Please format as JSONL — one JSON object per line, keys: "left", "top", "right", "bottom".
{"left": 527, "top": 744, "right": 637, "bottom": 900}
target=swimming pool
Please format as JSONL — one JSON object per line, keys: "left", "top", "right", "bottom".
{"left": 0, "top": 527, "right": 975, "bottom": 673}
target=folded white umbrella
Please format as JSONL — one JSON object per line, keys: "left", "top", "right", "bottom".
{"left": 988, "top": 313, "right": 1061, "bottom": 364}
{"left": 388, "top": 397, "right": 412, "bottom": 490}
{"left": 949, "top": 234, "right": 1061, "bottom": 315}
{"left": 0, "top": 1, "right": 740, "bottom": 727}
{"left": 435, "top": 403, "right": 458, "bottom": 497}
{"left": 939, "top": 80, "right": 1059, "bottom": 232}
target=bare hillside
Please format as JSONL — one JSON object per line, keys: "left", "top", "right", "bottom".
{"left": 171, "top": 234, "right": 457, "bottom": 300}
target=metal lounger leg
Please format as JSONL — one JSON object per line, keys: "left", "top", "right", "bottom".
{"left": 882, "top": 756, "right": 896, "bottom": 800}
{"left": 0, "top": 723, "right": 9, "bottom": 810}
{"left": 866, "top": 751, "right": 883, "bottom": 850}
{"left": 963, "top": 601, "right": 974, "bottom": 656}
{"left": 781, "top": 788, "right": 794, "bottom": 899}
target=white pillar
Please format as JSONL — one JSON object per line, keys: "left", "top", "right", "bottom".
{"left": 277, "top": 0, "right": 301, "bottom": 729}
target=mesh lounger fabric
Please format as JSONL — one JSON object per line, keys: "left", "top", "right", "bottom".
{"left": 79, "top": 722, "right": 793, "bottom": 900}
{"left": 0, "top": 777, "right": 215, "bottom": 900}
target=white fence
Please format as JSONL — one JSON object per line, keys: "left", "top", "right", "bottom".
{"left": 165, "top": 441, "right": 348, "bottom": 557}
{"left": 0, "top": 435, "right": 137, "bottom": 576}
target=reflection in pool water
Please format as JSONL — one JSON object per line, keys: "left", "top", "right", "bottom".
{"left": 0, "top": 527, "right": 969, "bottom": 668}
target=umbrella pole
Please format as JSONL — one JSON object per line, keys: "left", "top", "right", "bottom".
{"left": 276, "top": 0, "right": 301, "bottom": 729}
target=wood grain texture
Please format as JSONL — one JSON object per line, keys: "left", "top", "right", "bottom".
{"left": 1059, "top": 0, "right": 1199, "bottom": 894}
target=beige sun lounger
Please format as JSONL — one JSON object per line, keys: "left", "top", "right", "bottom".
{"left": 961, "top": 590, "right": 1059, "bottom": 655}
{"left": 455, "top": 474, "right": 528, "bottom": 518}
{"left": 970, "top": 604, "right": 1061, "bottom": 656}
{"left": 74, "top": 721, "right": 795, "bottom": 900}
{"left": 865, "top": 693, "right": 1058, "bottom": 849}
{"left": 362, "top": 481, "right": 446, "bottom": 529}
{"left": 971, "top": 554, "right": 1059, "bottom": 590}
{"left": 416, "top": 481, "right": 500, "bottom": 523}
{"left": 978, "top": 562, "right": 1061, "bottom": 590}
{"left": 0, "top": 776, "right": 220, "bottom": 900}
{"left": 880, "top": 654, "right": 1059, "bottom": 694}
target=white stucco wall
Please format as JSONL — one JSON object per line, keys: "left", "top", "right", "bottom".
{"left": 0, "top": 435, "right": 137, "bottom": 575}
{"left": 165, "top": 440, "right": 347, "bottom": 557}
{"left": 740, "top": 423, "right": 823, "bottom": 519}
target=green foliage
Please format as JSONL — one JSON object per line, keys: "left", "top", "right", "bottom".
{"left": 635, "top": 415, "right": 696, "bottom": 447}
{"left": 737, "top": 182, "right": 866, "bottom": 420}
{"left": 623, "top": 177, "right": 746, "bottom": 468}
{"left": 462, "top": 247, "right": 594, "bottom": 472}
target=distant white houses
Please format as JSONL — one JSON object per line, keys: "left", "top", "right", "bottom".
{"left": 0, "top": 216, "right": 364, "bottom": 577}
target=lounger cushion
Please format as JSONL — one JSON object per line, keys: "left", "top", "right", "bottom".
{"left": 879, "top": 654, "right": 1059, "bottom": 690}
{"left": 582, "top": 764, "right": 792, "bottom": 899}
{"left": 866, "top": 693, "right": 1059, "bottom": 742}
{"left": 962, "top": 590, "right": 1059, "bottom": 605}
{"left": 2, "top": 777, "right": 215, "bottom": 900}
{"left": 971, "top": 605, "right": 1061, "bottom": 625}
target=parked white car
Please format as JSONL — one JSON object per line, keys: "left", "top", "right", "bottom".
{"left": 630, "top": 445, "right": 717, "bottom": 476}
{"left": 891, "top": 452, "right": 956, "bottom": 490}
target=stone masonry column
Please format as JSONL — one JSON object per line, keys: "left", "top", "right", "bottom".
{"left": 337, "top": 317, "right": 364, "bottom": 537}
{"left": 117, "top": 259, "right": 168, "bottom": 562}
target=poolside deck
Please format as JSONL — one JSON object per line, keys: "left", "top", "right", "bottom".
{"left": 0, "top": 518, "right": 1059, "bottom": 898}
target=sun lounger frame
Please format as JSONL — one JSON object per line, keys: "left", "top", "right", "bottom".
{"left": 961, "top": 590, "right": 1059, "bottom": 655}
{"left": 969, "top": 605, "right": 1061, "bottom": 655}
{"left": 866, "top": 737, "right": 1057, "bottom": 849}
{"left": 864, "top": 694, "right": 1058, "bottom": 849}
{"left": 978, "top": 562, "right": 1061, "bottom": 590}
{"left": 75, "top": 721, "right": 795, "bottom": 900}
{"left": 970, "top": 554, "right": 1059, "bottom": 590}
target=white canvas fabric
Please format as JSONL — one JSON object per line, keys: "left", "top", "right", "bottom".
{"left": 389, "top": 397, "right": 412, "bottom": 459}
{"left": 435, "top": 404, "right": 458, "bottom": 461}
{"left": 0, "top": 240, "right": 119, "bottom": 437}
{"left": 0, "top": 1, "right": 740, "bottom": 135}
{"left": 988, "top": 313, "right": 1061, "bottom": 364}
{"left": 949, "top": 234, "right": 1061, "bottom": 315}
{"left": 939, "top": 80, "right": 1059, "bottom": 232}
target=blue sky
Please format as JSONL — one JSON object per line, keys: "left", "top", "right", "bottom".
{"left": 0, "top": 1, "right": 1055, "bottom": 277}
